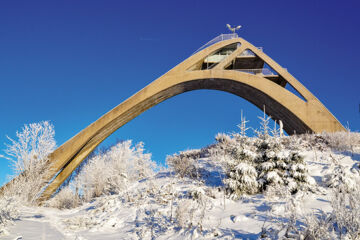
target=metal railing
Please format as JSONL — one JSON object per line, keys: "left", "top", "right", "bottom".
{"left": 204, "top": 54, "right": 227, "bottom": 63}
{"left": 192, "top": 33, "right": 238, "bottom": 55}
{"left": 236, "top": 68, "right": 277, "bottom": 76}
{"left": 238, "top": 48, "right": 263, "bottom": 57}
{"left": 192, "top": 34, "right": 265, "bottom": 57}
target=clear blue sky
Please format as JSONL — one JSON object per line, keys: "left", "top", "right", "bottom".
{"left": 1, "top": 0, "right": 359, "bottom": 185}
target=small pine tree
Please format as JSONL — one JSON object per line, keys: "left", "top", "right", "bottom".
{"left": 237, "top": 110, "right": 249, "bottom": 138}
{"left": 215, "top": 111, "right": 315, "bottom": 199}
{"left": 256, "top": 106, "right": 271, "bottom": 139}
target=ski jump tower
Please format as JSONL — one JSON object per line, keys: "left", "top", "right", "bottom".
{"left": 10, "top": 31, "right": 348, "bottom": 202}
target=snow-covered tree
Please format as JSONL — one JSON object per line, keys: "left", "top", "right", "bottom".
{"left": 255, "top": 107, "right": 271, "bottom": 140}
{"left": 4, "top": 121, "right": 56, "bottom": 174}
{"left": 213, "top": 130, "right": 314, "bottom": 199}
{"left": 2, "top": 121, "right": 56, "bottom": 204}
{"left": 224, "top": 161, "right": 258, "bottom": 197}
{"left": 236, "top": 110, "right": 249, "bottom": 138}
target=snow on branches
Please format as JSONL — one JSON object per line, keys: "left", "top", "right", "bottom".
{"left": 49, "top": 140, "right": 156, "bottom": 207}
{"left": 216, "top": 133, "right": 315, "bottom": 199}
{"left": 2, "top": 121, "right": 56, "bottom": 204}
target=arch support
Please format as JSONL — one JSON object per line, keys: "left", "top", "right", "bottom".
{"left": 10, "top": 37, "right": 343, "bottom": 202}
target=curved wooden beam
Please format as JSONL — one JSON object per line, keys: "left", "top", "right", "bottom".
{"left": 25, "top": 37, "right": 343, "bottom": 202}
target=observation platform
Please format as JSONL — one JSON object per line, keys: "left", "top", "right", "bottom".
{"left": 192, "top": 33, "right": 287, "bottom": 87}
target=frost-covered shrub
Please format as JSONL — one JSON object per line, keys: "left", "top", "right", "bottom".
{"left": 188, "top": 187, "right": 206, "bottom": 200}
{"left": 80, "top": 140, "right": 154, "bottom": 200}
{"left": 324, "top": 154, "right": 360, "bottom": 192}
{"left": 296, "top": 133, "right": 331, "bottom": 151}
{"left": 264, "top": 179, "right": 360, "bottom": 240}
{"left": 325, "top": 164, "right": 360, "bottom": 192}
{"left": 51, "top": 140, "right": 156, "bottom": 205}
{"left": 166, "top": 149, "right": 202, "bottom": 178}
{"left": 300, "top": 212, "right": 336, "bottom": 240}
{"left": 0, "top": 197, "right": 18, "bottom": 229}
{"left": 264, "top": 184, "right": 291, "bottom": 199}
{"left": 330, "top": 186, "right": 360, "bottom": 239}
{"left": 280, "top": 183, "right": 360, "bottom": 239}
{"left": 321, "top": 131, "right": 360, "bottom": 153}
{"left": 47, "top": 187, "right": 79, "bottom": 209}
{"left": 296, "top": 131, "right": 360, "bottom": 153}
{"left": 134, "top": 206, "right": 173, "bottom": 239}
{"left": 2, "top": 121, "right": 56, "bottom": 204}
{"left": 215, "top": 133, "right": 258, "bottom": 162}
{"left": 0, "top": 197, "right": 19, "bottom": 236}
{"left": 215, "top": 133, "right": 233, "bottom": 145}
{"left": 175, "top": 197, "right": 208, "bottom": 231}
{"left": 278, "top": 134, "right": 305, "bottom": 152}
{"left": 176, "top": 199, "right": 195, "bottom": 228}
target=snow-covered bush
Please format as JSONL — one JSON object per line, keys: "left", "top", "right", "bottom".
{"left": 166, "top": 149, "right": 202, "bottom": 178}
{"left": 264, "top": 184, "right": 291, "bottom": 199}
{"left": 175, "top": 197, "right": 208, "bottom": 231}
{"left": 51, "top": 140, "right": 156, "bottom": 206}
{"left": 297, "top": 186, "right": 360, "bottom": 239}
{"left": 324, "top": 154, "right": 360, "bottom": 192}
{"left": 325, "top": 163, "right": 360, "bottom": 192}
{"left": 321, "top": 131, "right": 360, "bottom": 153}
{"left": 265, "top": 180, "right": 360, "bottom": 239}
{"left": 296, "top": 131, "right": 360, "bottom": 153}
{"left": 2, "top": 121, "right": 56, "bottom": 204}
{"left": 47, "top": 187, "right": 79, "bottom": 209}
{"left": 329, "top": 185, "right": 360, "bottom": 239}
{"left": 295, "top": 133, "right": 331, "bottom": 151}
{"left": 299, "top": 211, "right": 336, "bottom": 240}
{"left": 0, "top": 197, "right": 19, "bottom": 233}
{"left": 134, "top": 206, "right": 173, "bottom": 239}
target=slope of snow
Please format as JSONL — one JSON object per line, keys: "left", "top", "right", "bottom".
{"left": 1, "top": 141, "right": 360, "bottom": 239}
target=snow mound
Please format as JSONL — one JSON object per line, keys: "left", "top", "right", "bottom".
{"left": 2, "top": 132, "right": 360, "bottom": 239}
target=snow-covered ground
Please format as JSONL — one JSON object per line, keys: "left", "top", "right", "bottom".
{"left": 2, "top": 141, "right": 360, "bottom": 240}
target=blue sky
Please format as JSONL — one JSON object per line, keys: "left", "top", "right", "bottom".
{"left": 1, "top": 0, "right": 359, "bottom": 185}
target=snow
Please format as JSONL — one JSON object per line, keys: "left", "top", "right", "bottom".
{"left": 1, "top": 134, "right": 360, "bottom": 239}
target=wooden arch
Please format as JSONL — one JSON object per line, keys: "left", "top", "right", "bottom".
{"left": 29, "top": 37, "right": 344, "bottom": 202}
